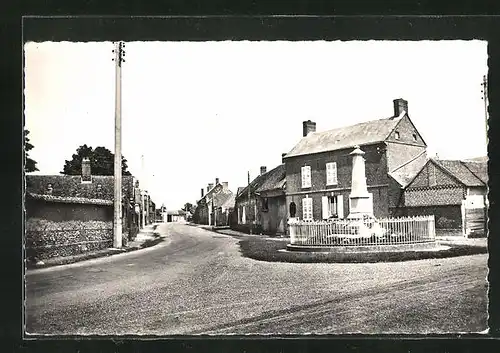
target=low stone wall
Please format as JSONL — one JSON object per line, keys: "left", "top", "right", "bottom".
{"left": 25, "top": 218, "right": 113, "bottom": 261}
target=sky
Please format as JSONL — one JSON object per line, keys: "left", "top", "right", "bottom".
{"left": 24, "top": 40, "right": 488, "bottom": 210}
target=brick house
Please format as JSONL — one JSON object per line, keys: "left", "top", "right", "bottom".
{"left": 233, "top": 164, "right": 287, "bottom": 235}
{"left": 404, "top": 157, "right": 488, "bottom": 236}
{"left": 282, "top": 98, "right": 428, "bottom": 222}
{"left": 192, "top": 178, "right": 235, "bottom": 226}
{"left": 25, "top": 158, "right": 142, "bottom": 261}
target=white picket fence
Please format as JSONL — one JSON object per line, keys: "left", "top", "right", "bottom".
{"left": 289, "top": 215, "right": 436, "bottom": 246}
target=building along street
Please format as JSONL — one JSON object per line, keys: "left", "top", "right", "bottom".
{"left": 25, "top": 223, "right": 488, "bottom": 335}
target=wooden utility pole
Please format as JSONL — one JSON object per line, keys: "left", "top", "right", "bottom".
{"left": 141, "top": 154, "right": 146, "bottom": 229}
{"left": 481, "top": 74, "right": 489, "bottom": 147}
{"left": 113, "top": 41, "right": 125, "bottom": 248}
{"left": 248, "top": 171, "right": 252, "bottom": 235}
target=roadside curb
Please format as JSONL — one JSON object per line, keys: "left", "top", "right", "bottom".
{"left": 26, "top": 230, "right": 167, "bottom": 270}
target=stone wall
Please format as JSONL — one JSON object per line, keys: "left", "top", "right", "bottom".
{"left": 25, "top": 218, "right": 113, "bottom": 261}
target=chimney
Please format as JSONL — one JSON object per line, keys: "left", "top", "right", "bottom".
{"left": 215, "top": 177, "right": 219, "bottom": 185}
{"left": 208, "top": 183, "right": 214, "bottom": 192}
{"left": 222, "top": 182, "right": 228, "bottom": 189}
{"left": 260, "top": 166, "right": 267, "bottom": 175}
{"left": 201, "top": 188, "right": 204, "bottom": 198}
{"left": 81, "top": 157, "right": 91, "bottom": 182}
{"left": 282, "top": 153, "right": 287, "bottom": 163}
{"left": 302, "top": 120, "right": 316, "bottom": 137}
{"left": 393, "top": 98, "right": 408, "bottom": 117}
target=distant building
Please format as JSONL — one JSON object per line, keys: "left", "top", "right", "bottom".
{"left": 166, "top": 209, "right": 187, "bottom": 223}
{"left": 192, "top": 178, "right": 235, "bottom": 226}
{"left": 233, "top": 164, "right": 287, "bottom": 235}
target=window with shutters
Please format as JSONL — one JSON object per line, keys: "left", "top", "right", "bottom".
{"left": 322, "top": 195, "right": 344, "bottom": 219}
{"left": 301, "top": 165, "right": 311, "bottom": 188}
{"left": 302, "top": 197, "right": 313, "bottom": 220}
{"left": 326, "top": 162, "right": 338, "bottom": 185}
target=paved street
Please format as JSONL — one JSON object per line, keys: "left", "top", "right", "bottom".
{"left": 25, "top": 223, "right": 488, "bottom": 335}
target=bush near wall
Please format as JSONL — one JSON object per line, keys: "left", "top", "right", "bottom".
{"left": 25, "top": 218, "right": 113, "bottom": 261}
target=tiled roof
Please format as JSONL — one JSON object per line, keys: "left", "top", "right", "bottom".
{"left": 434, "top": 159, "right": 486, "bottom": 187}
{"left": 27, "top": 192, "right": 113, "bottom": 206}
{"left": 236, "top": 187, "right": 245, "bottom": 197}
{"left": 464, "top": 156, "right": 488, "bottom": 163}
{"left": 284, "top": 113, "right": 405, "bottom": 158}
{"left": 462, "top": 160, "right": 488, "bottom": 184}
{"left": 26, "top": 175, "right": 135, "bottom": 201}
{"left": 167, "top": 210, "right": 186, "bottom": 216}
{"left": 389, "top": 151, "right": 428, "bottom": 188}
{"left": 213, "top": 191, "right": 235, "bottom": 208}
{"left": 220, "top": 193, "right": 236, "bottom": 209}
{"left": 255, "top": 164, "right": 286, "bottom": 193}
{"left": 237, "top": 172, "right": 270, "bottom": 200}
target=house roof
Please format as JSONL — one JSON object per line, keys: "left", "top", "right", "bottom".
{"left": 167, "top": 209, "right": 186, "bottom": 216}
{"left": 237, "top": 172, "right": 270, "bottom": 199}
{"left": 26, "top": 192, "right": 113, "bottom": 206}
{"left": 434, "top": 159, "right": 486, "bottom": 187}
{"left": 255, "top": 164, "right": 286, "bottom": 193}
{"left": 389, "top": 150, "right": 428, "bottom": 188}
{"left": 464, "top": 156, "right": 488, "bottom": 163}
{"left": 198, "top": 181, "right": 232, "bottom": 203}
{"left": 284, "top": 112, "right": 406, "bottom": 158}
{"left": 220, "top": 193, "right": 236, "bottom": 209}
{"left": 26, "top": 175, "right": 136, "bottom": 201}
{"left": 462, "top": 160, "right": 488, "bottom": 184}
{"left": 236, "top": 187, "right": 245, "bottom": 197}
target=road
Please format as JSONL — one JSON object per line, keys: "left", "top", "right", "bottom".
{"left": 25, "top": 223, "right": 488, "bottom": 335}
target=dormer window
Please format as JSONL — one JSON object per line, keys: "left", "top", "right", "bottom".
{"left": 395, "top": 131, "right": 400, "bottom": 140}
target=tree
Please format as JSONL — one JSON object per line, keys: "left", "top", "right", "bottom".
{"left": 25, "top": 129, "right": 38, "bottom": 172}
{"left": 61, "top": 145, "right": 132, "bottom": 175}
{"left": 182, "top": 202, "right": 194, "bottom": 213}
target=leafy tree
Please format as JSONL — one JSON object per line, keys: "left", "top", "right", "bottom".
{"left": 25, "top": 130, "right": 38, "bottom": 172}
{"left": 61, "top": 145, "right": 132, "bottom": 175}
{"left": 182, "top": 202, "right": 194, "bottom": 213}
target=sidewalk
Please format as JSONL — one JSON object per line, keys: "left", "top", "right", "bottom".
{"left": 189, "top": 223, "right": 288, "bottom": 240}
{"left": 27, "top": 223, "right": 165, "bottom": 270}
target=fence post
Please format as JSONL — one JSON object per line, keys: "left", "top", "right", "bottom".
{"left": 289, "top": 222, "right": 296, "bottom": 244}
{"left": 427, "top": 215, "right": 434, "bottom": 239}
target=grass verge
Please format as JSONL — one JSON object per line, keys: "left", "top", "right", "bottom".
{"left": 238, "top": 237, "right": 488, "bottom": 263}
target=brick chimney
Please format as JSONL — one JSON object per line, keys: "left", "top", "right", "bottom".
{"left": 282, "top": 153, "right": 287, "bottom": 163}
{"left": 260, "top": 166, "right": 267, "bottom": 175}
{"left": 208, "top": 183, "right": 214, "bottom": 192}
{"left": 393, "top": 98, "right": 408, "bottom": 117}
{"left": 201, "top": 188, "right": 204, "bottom": 198}
{"left": 81, "top": 157, "right": 91, "bottom": 182}
{"left": 222, "top": 182, "right": 228, "bottom": 189}
{"left": 215, "top": 177, "right": 219, "bottom": 185}
{"left": 302, "top": 120, "right": 316, "bottom": 137}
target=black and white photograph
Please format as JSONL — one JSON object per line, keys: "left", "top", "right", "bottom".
{"left": 23, "top": 38, "right": 489, "bottom": 336}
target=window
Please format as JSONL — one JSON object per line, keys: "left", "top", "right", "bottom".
{"left": 395, "top": 131, "right": 400, "bottom": 140}
{"left": 322, "top": 195, "right": 344, "bottom": 219}
{"left": 326, "top": 162, "right": 338, "bottom": 185}
{"left": 302, "top": 197, "right": 313, "bottom": 220}
{"left": 262, "top": 197, "right": 269, "bottom": 212}
{"left": 301, "top": 165, "right": 311, "bottom": 188}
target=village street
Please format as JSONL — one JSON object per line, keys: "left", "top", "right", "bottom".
{"left": 25, "top": 223, "right": 488, "bottom": 335}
